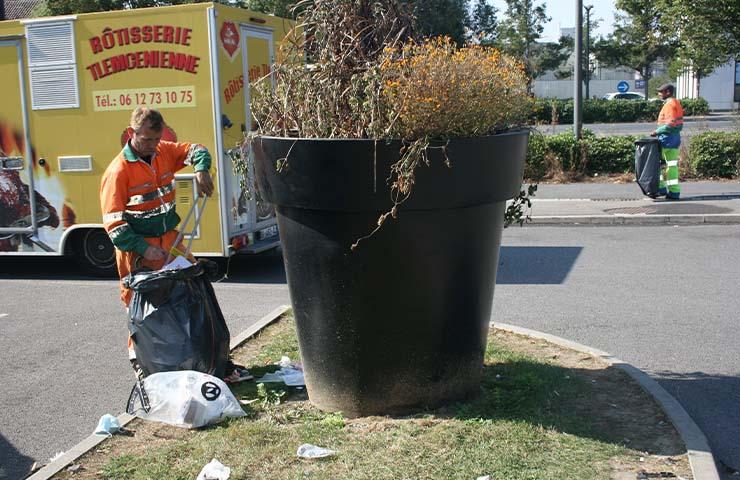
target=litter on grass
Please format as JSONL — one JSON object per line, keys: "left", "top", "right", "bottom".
{"left": 296, "top": 444, "right": 336, "bottom": 459}
{"left": 257, "top": 356, "right": 305, "bottom": 386}
{"left": 129, "top": 371, "right": 245, "bottom": 429}
{"left": 196, "top": 458, "right": 231, "bottom": 480}
{"left": 94, "top": 414, "right": 121, "bottom": 436}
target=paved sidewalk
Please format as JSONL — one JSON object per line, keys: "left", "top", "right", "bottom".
{"left": 522, "top": 181, "right": 740, "bottom": 225}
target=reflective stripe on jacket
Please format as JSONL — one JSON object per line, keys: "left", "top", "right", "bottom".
{"left": 100, "top": 140, "right": 211, "bottom": 255}
{"left": 656, "top": 97, "right": 684, "bottom": 136}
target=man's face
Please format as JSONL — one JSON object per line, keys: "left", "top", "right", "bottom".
{"left": 657, "top": 89, "right": 669, "bottom": 100}
{"left": 128, "top": 122, "right": 162, "bottom": 157}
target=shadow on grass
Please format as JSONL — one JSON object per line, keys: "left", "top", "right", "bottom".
{"left": 446, "top": 361, "right": 685, "bottom": 456}
{"left": 230, "top": 359, "right": 686, "bottom": 458}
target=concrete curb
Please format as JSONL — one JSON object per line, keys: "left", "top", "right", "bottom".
{"left": 27, "top": 304, "right": 292, "bottom": 480}
{"left": 528, "top": 214, "right": 740, "bottom": 225}
{"left": 493, "top": 322, "right": 720, "bottom": 480}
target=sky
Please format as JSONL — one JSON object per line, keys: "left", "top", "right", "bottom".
{"left": 488, "top": 0, "right": 617, "bottom": 43}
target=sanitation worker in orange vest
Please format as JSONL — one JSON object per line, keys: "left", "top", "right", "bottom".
{"left": 650, "top": 83, "right": 683, "bottom": 200}
{"left": 100, "top": 107, "right": 213, "bottom": 305}
{"left": 100, "top": 107, "right": 252, "bottom": 383}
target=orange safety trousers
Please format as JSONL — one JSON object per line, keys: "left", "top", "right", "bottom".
{"left": 119, "top": 229, "right": 195, "bottom": 358}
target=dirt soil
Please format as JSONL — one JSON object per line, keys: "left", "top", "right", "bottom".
{"left": 491, "top": 328, "right": 692, "bottom": 480}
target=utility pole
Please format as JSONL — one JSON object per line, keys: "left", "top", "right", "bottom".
{"left": 584, "top": 5, "right": 593, "bottom": 100}
{"left": 574, "top": 0, "right": 583, "bottom": 139}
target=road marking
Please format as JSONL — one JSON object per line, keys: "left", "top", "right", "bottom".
{"left": 0, "top": 314, "right": 8, "bottom": 318}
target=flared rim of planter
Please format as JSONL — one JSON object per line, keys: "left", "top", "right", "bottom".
{"left": 252, "top": 130, "right": 529, "bottom": 212}
{"left": 251, "top": 129, "right": 530, "bottom": 143}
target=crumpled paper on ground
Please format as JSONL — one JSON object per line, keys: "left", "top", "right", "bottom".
{"left": 257, "top": 356, "right": 305, "bottom": 386}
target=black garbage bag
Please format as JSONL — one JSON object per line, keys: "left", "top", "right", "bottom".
{"left": 635, "top": 138, "right": 662, "bottom": 196}
{"left": 123, "top": 260, "right": 230, "bottom": 378}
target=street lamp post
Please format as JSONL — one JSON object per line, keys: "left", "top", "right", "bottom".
{"left": 574, "top": 0, "right": 583, "bottom": 139}
{"left": 584, "top": 5, "right": 593, "bottom": 100}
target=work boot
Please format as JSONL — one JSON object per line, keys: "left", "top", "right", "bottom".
{"left": 665, "top": 192, "right": 680, "bottom": 200}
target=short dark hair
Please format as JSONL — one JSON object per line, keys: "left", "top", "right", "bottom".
{"left": 130, "top": 107, "right": 164, "bottom": 132}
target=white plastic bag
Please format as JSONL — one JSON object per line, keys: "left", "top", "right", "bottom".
{"left": 296, "top": 444, "right": 336, "bottom": 459}
{"left": 196, "top": 458, "right": 231, "bottom": 480}
{"left": 133, "top": 371, "right": 245, "bottom": 429}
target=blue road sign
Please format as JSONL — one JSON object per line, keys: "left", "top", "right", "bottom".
{"left": 635, "top": 79, "right": 646, "bottom": 89}
{"left": 617, "top": 81, "right": 630, "bottom": 93}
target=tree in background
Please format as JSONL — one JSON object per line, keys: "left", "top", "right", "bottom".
{"left": 409, "top": 0, "right": 469, "bottom": 45}
{"left": 35, "top": 0, "right": 299, "bottom": 17}
{"left": 469, "top": 0, "right": 498, "bottom": 45}
{"left": 496, "top": 0, "right": 550, "bottom": 81}
{"left": 660, "top": 0, "right": 739, "bottom": 96}
{"left": 593, "top": 0, "right": 673, "bottom": 99}
{"left": 35, "top": 0, "right": 128, "bottom": 15}
{"left": 530, "top": 36, "right": 573, "bottom": 80}
{"left": 497, "top": 0, "right": 548, "bottom": 61}
{"left": 35, "top": 0, "right": 248, "bottom": 16}
{"left": 552, "top": 15, "right": 601, "bottom": 83}
{"left": 245, "top": 0, "right": 297, "bottom": 18}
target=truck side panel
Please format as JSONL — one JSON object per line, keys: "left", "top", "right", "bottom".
{"left": 213, "top": 5, "right": 292, "bottom": 245}
{"left": 0, "top": 4, "right": 222, "bottom": 256}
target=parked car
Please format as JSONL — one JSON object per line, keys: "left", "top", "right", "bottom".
{"left": 602, "top": 92, "right": 646, "bottom": 100}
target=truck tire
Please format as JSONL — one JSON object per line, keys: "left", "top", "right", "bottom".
{"left": 76, "top": 229, "right": 117, "bottom": 277}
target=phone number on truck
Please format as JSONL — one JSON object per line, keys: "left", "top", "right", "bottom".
{"left": 93, "top": 86, "right": 197, "bottom": 111}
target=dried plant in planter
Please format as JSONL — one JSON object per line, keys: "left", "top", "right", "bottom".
{"left": 246, "top": 0, "right": 535, "bottom": 242}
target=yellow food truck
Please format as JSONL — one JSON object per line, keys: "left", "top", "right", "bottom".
{"left": 0, "top": 3, "right": 291, "bottom": 274}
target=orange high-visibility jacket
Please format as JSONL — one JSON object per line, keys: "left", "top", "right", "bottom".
{"left": 656, "top": 97, "right": 684, "bottom": 134}
{"left": 100, "top": 140, "right": 211, "bottom": 255}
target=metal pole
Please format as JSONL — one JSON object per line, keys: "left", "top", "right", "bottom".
{"left": 584, "top": 5, "right": 593, "bottom": 100}
{"left": 574, "top": 0, "right": 583, "bottom": 139}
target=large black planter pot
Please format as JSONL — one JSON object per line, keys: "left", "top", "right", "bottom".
{"left": 253, "top": 132, "right": 528, "bottom": 417}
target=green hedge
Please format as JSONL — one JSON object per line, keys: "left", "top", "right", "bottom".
{"left": 531, "top": 97, "right": 710, "bottom": 124}
{"left": 525, "top": 130, "right": 637, "bottom": 179}
{"left": 688, "top": 131, "right": 740, "bottom": 178}
{"left": 681, "top": 97, "right": 710, "bottom": 117}
{"left": 525, "top": 129, "right": 740, "bottom": 180}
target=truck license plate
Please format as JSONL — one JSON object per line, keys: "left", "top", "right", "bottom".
{"left": 257, "top": 225, "right": 278, "bottom": 240}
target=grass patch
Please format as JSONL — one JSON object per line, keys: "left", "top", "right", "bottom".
{"left": 54, "top": 314, "right": 690, "bottom": 479}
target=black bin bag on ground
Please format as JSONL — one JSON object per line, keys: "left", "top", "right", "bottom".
{"left": 634, "top": 138, "right": 662, "bottom": 196}
{"left": 123, "top": 260, "right": 230, "bottom": 378}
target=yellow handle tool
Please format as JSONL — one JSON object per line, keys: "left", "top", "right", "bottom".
{"left": 164, "top": 195, "right": 208, "bottom": 265}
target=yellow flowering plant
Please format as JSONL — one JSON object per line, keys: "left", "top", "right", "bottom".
{"left": 248, "top": 0, "right": 535, "bottom": 239}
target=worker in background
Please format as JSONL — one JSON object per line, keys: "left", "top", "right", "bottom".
{"left": 651, "top": 83, "right": 683, "bottom": 200}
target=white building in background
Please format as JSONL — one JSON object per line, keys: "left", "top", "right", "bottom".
{"left": 676, "top": 59, "right": 740, "bottom": 111}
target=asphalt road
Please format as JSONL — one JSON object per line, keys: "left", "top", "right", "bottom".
{"left": 1, "top": 224, "right": 739, "bottom": 479}
{"left": 495, "top": 224, "right": 740, "bottom": 477}
{"left": 0, "top": 252, "right": 289, "bottom": 480}
{"left": 535, "top": 117, "right": 739, "bottom": 137}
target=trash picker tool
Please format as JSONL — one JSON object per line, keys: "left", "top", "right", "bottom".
{"left": 165, "top": 195, "right": 208, "bottom": 264}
